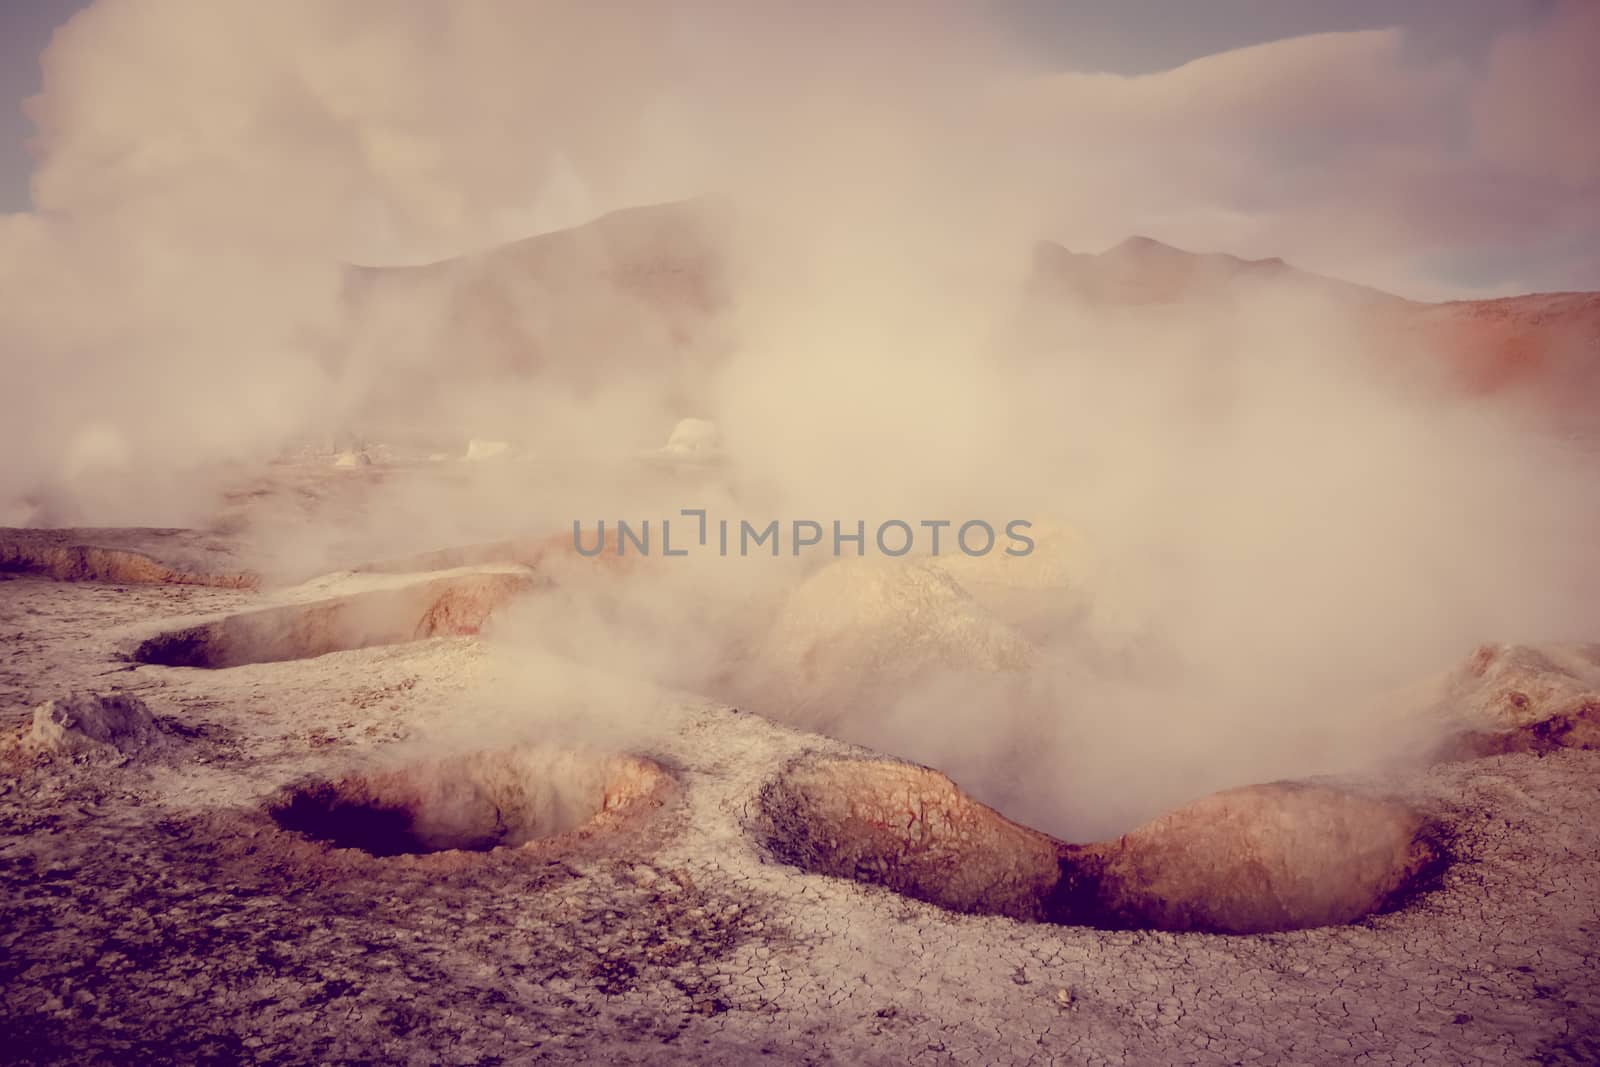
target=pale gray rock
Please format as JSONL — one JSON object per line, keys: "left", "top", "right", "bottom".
{"left": 28, "top": 691, "right": 161, "bottom": 759}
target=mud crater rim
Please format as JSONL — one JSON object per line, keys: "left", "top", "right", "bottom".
{"left": 266, "top": 745, "right": 671, "bottom": 858}
{"left": 761, "top": 755, "right": 1447, "bottom": 935}
{"left": 130, "top": 570, "right": 535, "bottom": 668}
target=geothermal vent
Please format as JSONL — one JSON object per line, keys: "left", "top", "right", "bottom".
{"left": 762, "top": 757, "right": 1444, "bottom": 934}
{"left": 130, "top": 569, "right": 533, "bottom": 668}
{"left": 267, "top": 746, "right": 670, "bottom": 857}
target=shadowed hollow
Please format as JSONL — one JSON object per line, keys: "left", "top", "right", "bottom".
{"left": 267, "top": 746, "right": 671, "bottom": 856}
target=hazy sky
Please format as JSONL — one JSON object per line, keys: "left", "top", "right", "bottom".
{"left": 0, "top": 0, "right": 1592, "bottom": 296}
{"left": 0, "top": 0, "right": 86, "bottom": 209}
{"left": 991, "top": 0, "right": 1549, "bottom": 73}
{"left": 1, "top": 1, "right": 1547, "bottom": 208}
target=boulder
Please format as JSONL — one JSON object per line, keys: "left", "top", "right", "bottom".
{"left": 29, "top": 692, "right": 162, "bottom": 759}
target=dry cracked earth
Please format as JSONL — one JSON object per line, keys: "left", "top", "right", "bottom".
{"left": 2, "top": 517, "right": 1598, "bottom": 1065}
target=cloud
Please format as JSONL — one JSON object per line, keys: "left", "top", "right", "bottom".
{"left": 1004, "top": 29, "right": 1462, "bottom": 149}
{"left": 24, "top": 0, "right": 689, "bottom": 261}
{"left": 995, "top": 16, "right": 1599, "bottom": 297}
{"left": 1472, "top": 0, "right": 1600, "bottom": 190}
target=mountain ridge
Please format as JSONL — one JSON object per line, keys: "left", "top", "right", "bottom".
{"left": 339, "top": 198, "right": 1600, "bottom": 418}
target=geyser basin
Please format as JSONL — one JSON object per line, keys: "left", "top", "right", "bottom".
{"left": 267, "top": 746, "right": 671, "bottom": 856}
{"left": 761, "top": 757, "right": 1445, "bottom": 934}
{"left": 130, "top": 569, "right": 534, "bottom": 668}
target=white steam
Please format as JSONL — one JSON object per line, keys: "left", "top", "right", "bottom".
{"left": 5, "top": 2, "right": 1599, "bottom": 837}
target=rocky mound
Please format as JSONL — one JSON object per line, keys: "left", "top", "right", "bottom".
{"left": 24, "top": 692, "right": 168, "bottom": 761}
{"left": 1434, "top": 643, "right": 1600, "bottom": 757}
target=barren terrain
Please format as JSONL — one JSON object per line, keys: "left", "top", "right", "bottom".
{"left": 3, "top": 494, "right": 1598, "bottom": 1065}
{"left": 6, "top": 5, "right": 1600, "bottom": 1063}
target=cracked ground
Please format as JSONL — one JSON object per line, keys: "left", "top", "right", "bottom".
{"left": 2, "top": 551, "right": 1598, "bottom": 1065}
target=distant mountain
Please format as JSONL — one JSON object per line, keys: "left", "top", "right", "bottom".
{"left": 336, "top": 199, "right": 1600, "bottom": 426}
{"left": 348, "top": 197, "right": 728, "bottom": 319}
{"left": 1027, "top": 234, "right": 1600, "bottom": 419}
{"left": 337, "top": 198, "right": 732, "bottom": 422}
{"left": 1028, "top": 235, "right": 1404, "bottom": 308}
